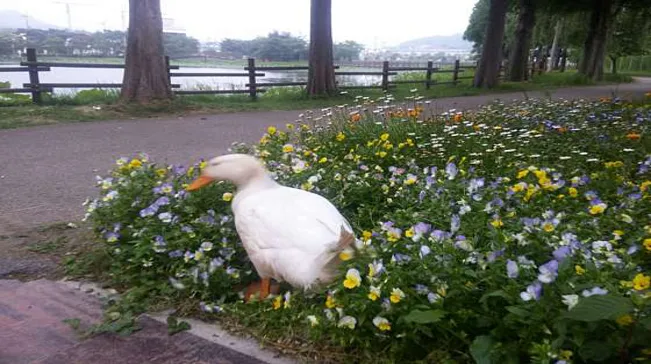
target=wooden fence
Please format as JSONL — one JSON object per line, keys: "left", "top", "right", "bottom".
{"left": 1, "top": 48, "right": 478, "bottom": 104}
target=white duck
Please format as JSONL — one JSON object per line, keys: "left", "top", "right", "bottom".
{"left": 186, "top": 153, "right": 355, "bottom": 301}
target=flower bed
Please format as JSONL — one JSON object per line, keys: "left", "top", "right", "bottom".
{"left": 84, "top": 95, "right": 651, "bottom": 363}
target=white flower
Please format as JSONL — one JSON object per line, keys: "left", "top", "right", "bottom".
{"left": 337, "top": 315, "right": 357, "bottom": 329}
{"left": 306, "top": 315, "right": 319, "bottom": 327}
{"left": 561, "top": 294, "right": 579, "bottom": 310}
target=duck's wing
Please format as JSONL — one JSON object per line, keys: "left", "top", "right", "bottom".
{"left": 233, "top": 187, "right": 353, "bottom": 255}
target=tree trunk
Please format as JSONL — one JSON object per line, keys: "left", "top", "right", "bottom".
{"left": 610, "top": 55, "right": 618, "bottom": 74}
{"left": 579, "top": 0, "right": 614, "bottom": 81}
{"left": 507, "top": 0, "right": 536, "bottom": 82}
{"left": 548, "top": 19, "right": 562, "bottom": 71}
{"left": 120, "top": 0, "right": 172, "bottom": 103}
{"left": 473, "top": 0, "right": 509, "bottom": 88}
{"left": 307, "top": 0, "right": 336, "bottom": 96}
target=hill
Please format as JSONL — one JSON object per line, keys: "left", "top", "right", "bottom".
{"left": 394, "top": 34, "right": 472, "bottom": 51}
{"left": 0, "top": 10, "right": 61, "bottom": 30}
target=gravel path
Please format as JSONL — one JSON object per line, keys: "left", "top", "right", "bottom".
{"left": 1, "top": 79, "right": 649, "bottom": 234}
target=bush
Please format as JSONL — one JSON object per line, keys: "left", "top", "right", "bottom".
{"left": 85, "top": 94, "right": 651, "bottom": 363}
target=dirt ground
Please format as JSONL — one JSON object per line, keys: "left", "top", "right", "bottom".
{"left": 0, "top": 222, "right": 98, "bottom": 281}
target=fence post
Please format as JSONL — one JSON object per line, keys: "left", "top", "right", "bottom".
{"left": 381, "top": 61, "right": 389, "bottom": 92}
{"left": 425, "top": 61, "right": 433, "bottom": 89}
{"left": 164, "top": 56, "right": 171, "bottom": 86}
{"left": 247, "top": 58, "right": 257, "bottom": 100}
{"left": 452, "top": 59, "right": 460, "bottom": 85}
{"left": 26, "top": 48, "right": 42, "bottom": 104}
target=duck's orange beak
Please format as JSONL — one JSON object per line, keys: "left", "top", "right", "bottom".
{"left": 186, "top": 175, "right": 215, "bottom": 191}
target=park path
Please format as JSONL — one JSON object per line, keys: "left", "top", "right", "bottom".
{"left": 1, "top": 79, "right": 650, "bottom": 234}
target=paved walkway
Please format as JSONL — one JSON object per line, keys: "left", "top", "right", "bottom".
{"left": 0, "top": 279, "right": 291, "bottom": 364}
{"left": 1, "top": 79, "right": 650, "bottom": 234}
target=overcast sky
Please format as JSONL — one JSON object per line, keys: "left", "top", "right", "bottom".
{"left": 0, "top": 0, "right": 477, "bottom": 47}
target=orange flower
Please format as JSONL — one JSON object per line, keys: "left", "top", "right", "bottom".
{"left": 599, "top": 97, "right": 611, "bottom": 103}
{"left": 453, "top": 113, "right": 463, "bottom": 122}
{"left": 350, "top": 113, "right": 361, "bottom": 122}
{"left": 558, "top": 127, "right": 567, "bottom": 133}
{"left": 645, "top": 92, "right": 651, "bottom": 98}
{"left": 627, "top": 132, "right": 641, "bottom": 141}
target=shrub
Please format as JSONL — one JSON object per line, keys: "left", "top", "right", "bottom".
{"left": 85, "top": 95, "right": 651, "bottom": 363}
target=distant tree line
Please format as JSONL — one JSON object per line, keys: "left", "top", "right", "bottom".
{"left": 0, "top": 28, "right": 199, "bottom": 58}
{"left": 463, "top": 0, "right": 651, "bottom": 87}
{"left": 220, "top": 32, "right": 364, "bottom": 62}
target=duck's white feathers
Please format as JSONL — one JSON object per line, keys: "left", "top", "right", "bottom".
{"left": 232, "top": 185, "right": 353, "bottom": 289}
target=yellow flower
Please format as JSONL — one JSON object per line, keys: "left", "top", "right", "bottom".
{"left": 319, "top": 157, "right": 328, "bottom": 163}
{"left": 380, "top": 133, "right": 390, "bottom": 141}
{"left": 639, "top": 180, "right": 651, "bottom": 192}
{"left": 267, "top": 126, "right": 277, "bottom": 135}
{"left": 339, "top": 248, "right": 354, "bottom": 261}
{"left": 559, "top": 350, "right": 573, "bottom": 361}
{"left": 325, "top": 294, "right": 336, "bottom": 308}
{"left": 566, "top": 189, "right": 578, "bottom": 200}
{"left": 575, "top": 265, "right": 586, "bottom": 275}
{"left": 343, "top": 268, "right": 362, "bottom": 289}
{"left": 604, "top": 161, "right": 624, "bottom": 169}
{"left": 589, "top": 203, "right": 607, "bottom": 215}
{"left": 273, "top": 296, "right": 282, "bottom": 310}
{"left": 155, "top": 168, "right": 167, "bottom": 178}
{"left": 644, "top": 238, "right": 651, "bottom": 252}
{"left": 387, "top": 230, "right": 401, "bottom": 242}
{"left": 632, "top": 273, "right": 650, "bottom": 291}
{"left": 368, "top": 286, "right": 381, "bottom": 301}
{"left": 616, "top": 314, "right": 634, "bottom": 326}
{"left": 129, "top": 159, "right": 142, "bottom": 169}
{"left": 491, "top": 219, "right": 504, "bottom": 228}
{"left": 390, "top": 288, "right": 405, "bottom": 303}
{"left": 437, "top": 285, "right": 447, "bottom": 297}
{"left": 199, "top": 161, "right": 207, "bottom": 170}
{"left": 517, "top": 170, "right": 529, "bottom": 179}
{"left": 336, "top": 132, "right": 346, "bottom": 142}
{"left": 557, "top": 194, "right": 565, "bottom": 199}
{"left": 259, "top": 135, "right": 269, "bottom": 145}
{"left": 404, "top": 176, "right": 417, "bottom": 185}
{"left": 194, "top": 250, "right": 204, "bottom": 261}
{"left": 377, "top": 151, "right": 387, "bottom": 158}
{"left": 542, "top": 222, "right": 555, "bottom": 232}
{"left": 620, "top": 280, "right": 634, "bottom": 288}
{"left": 282, "top": 144, "right": 294, "bottom": 153}
{"left": 511, "top": 183, "right": 527, "bottom": 193}
{"left": 362, "top": 230, "right": 373, "bottom": 240}
{"left": 373, "top": 316, "right": 391, "bottom": 331}
{"left": 222, "top": 192, "right": 233, "bottom": 202}
{"left": 534, "top": 170, "right": 547, "bottom": 180}
{"left": 405, "top": 138, "right": 415, "bottom": 146}
{"left": 405, "top": 228, "right": 414, "bottom": 238}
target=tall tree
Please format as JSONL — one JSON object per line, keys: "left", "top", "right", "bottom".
{"left": 473, "top": 0, "right": 509, "bottom": 88}
{"left": 507, "top": 0, "right": 536, "bottom": 81}
{"left": 578, "top": 0, "right": 618, "bottom": 80}
{"left": 606, "top": 6, "right": 651, "bottom": 73}
{"left": 120, "top": 0, "right": 172, "bottom": 103}
{"left": 547, "top": 18, "right": 563, "bottom": 71}
{"left": 307, "top": 0, "right": 336, "bottom": 96}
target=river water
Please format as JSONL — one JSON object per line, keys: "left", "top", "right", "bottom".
{"left": 0, "top": 65, "right": 382, "bottom": 95}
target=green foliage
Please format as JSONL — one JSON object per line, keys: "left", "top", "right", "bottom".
{"left": 82, "top": 94, "right": 651, "bottom": 362}
{"left": 334, "top": 40, "right": 364, "bottom": 62}
{"left": 0, "top": 28, "right": 198, "bottom": 57}
{"left": 166, "top": 316, "right": 192, "bottom": 335}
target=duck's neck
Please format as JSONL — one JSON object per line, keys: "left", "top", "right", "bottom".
{"left": 235, "top": 170, "right": 278, "bottom": 196}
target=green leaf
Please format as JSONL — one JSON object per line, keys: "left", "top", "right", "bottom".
{"left": 564, "top": 295, "right": 634, "bottom": 322}
{"left": 403, "top": 309, "right": 446, "bottom": 324}
{"left": 470, "top": 335, "right": 495, "bottom": 364}
{"left": 479, "top": 290, "right": 510, "bottom": 304}
{"left": 640, "top": 316, "right": 651, "bottom": 331}
{"left": 578, "top": 340, "right": 615, "bottom": 361}
{"left": 505, "top": 306, "right": 530, "bottom": 317}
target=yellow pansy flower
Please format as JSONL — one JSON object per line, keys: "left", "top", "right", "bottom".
{"left": 633, "top": 273, "right": 650, "bottom": 291}
{"left": 390, "top": 288, "right": 405, "bottom": 303}
{"left": 343, "top": 268, "right": 361, "bottom": 289}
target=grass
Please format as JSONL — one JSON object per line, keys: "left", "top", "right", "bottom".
{"left": 0, "top": 71, "right": 636, "bottom": 130}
